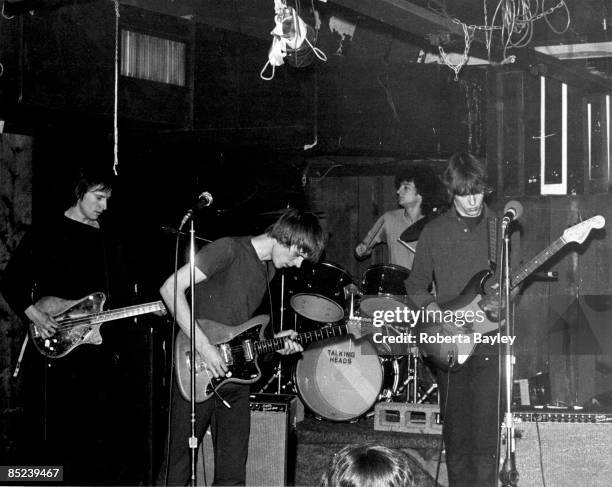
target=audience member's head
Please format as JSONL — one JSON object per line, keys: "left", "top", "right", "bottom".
{"left": 320, "top": 443, "right": 415, "bottom": 487}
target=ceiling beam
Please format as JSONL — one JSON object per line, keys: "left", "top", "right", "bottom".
{"left": 333, "top": 0, "right": 612, "bottom": 92}
{"left": 332, "top": 0, "right": 467, "bottom": 40}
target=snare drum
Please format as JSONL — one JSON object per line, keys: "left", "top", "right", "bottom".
{"left": 294, "top": 336, "right": 399, "bottom": 421}
{"left": 290, "top": 262, "right": 354, "bottom": 322}
{"left": 359, "top": 264, "right": 410, "bottom": 317}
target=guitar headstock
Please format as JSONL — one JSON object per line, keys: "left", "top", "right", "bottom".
{"left": 562, "top": 215, "right": 605, "bottom": 244}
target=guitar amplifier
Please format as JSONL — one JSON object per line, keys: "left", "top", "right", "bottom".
{"left": 501, "top": 410, "right": 612, "bottom": 486}
{"left": 198, "top": 394, "right": 302, "bottom": 486}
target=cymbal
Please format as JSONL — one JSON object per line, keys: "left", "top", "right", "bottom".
{"left": 256, "top": 209, "right": 326, "bottom": 217}
{"left": 399, "top": 215, "right": 431, "bottom": 242}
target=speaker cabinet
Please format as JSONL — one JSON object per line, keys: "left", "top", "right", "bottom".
{"left": 198, "top": 394, "right": 300, "bottom": 486}
{"left": 503, "top": 414, "right": 612, "bottom": 487}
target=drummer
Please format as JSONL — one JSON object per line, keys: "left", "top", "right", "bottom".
{"left": 355, "top": 167, "right": 439, "bottom": 270}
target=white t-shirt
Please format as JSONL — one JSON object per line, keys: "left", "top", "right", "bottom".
{"left": 361, "top": 209, "right": 420, "bottom": 270}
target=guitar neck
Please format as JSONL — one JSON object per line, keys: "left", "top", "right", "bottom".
{"left": 89, "top": 301, "right": 165, "bottom": 324}
{"left": 255, "top": 323, "right": 349, "bottom": 354}
{"left": 511, "top": 237, "right": 566, "bottom": 290}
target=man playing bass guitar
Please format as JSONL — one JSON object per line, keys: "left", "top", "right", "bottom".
{"left": 1, "top": 165, "right": 135, "bottom": 485}
{"left": 405, "top": 152, "right": 503, "bottom": 487}
{"left": 156, "top": 208, "right": 326, "bottom": 486}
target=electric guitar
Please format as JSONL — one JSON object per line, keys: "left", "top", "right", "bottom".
{"left": 30, "top": 292, "right": 166, "bottom": 358}
{"left": 175, "top": 315, "right": 366, "bottom": 403}
{"left": 415, "top": 215, "right": 605, "bottom": 372}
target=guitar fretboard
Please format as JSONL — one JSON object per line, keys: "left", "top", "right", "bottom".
{"left": 73, "top": 301, "right": 165, "bottom": 325}
{"left": 511, "top": 238, "right": 565, "bottom": 289}
{"left": 255, "top": 323, "right": 349, "bottom": 354}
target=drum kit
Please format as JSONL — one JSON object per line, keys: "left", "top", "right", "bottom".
{"left": 261, "top": 261, "right": 438, "bottom": 422}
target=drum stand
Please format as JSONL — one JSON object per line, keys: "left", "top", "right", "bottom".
{"left": 396, "top": 347, "right": 438, "bottom": 404}
{"left": 258, "top": 271, "right": 296, "bottom": 395}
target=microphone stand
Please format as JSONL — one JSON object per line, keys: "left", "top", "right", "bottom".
{"left": 499, "top": 221, "right": 518, "bottom": 487}
{"left": 277, "top": 271, "right": 285, "bottom": 394}
{"left": 187, "top": 218, "right": 198, "bottom": 487}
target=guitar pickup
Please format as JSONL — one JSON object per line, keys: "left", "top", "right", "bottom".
{"left": 219, "top": 343, "right": 233, "bottom": 365}
{"left": 185, "top": 351, "right": 206, "bottom": 373}
{"left": 242, "top": 339, "right": 254, "bottom": 361}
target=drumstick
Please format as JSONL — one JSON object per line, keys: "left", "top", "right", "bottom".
{"left": 363, "top": 218, "right": 385, "bottom": 249}
{"left": 397, "top": 239, "right": 416, "bottom": 254}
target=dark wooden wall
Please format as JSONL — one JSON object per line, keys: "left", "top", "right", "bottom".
{"left": 487, "top": 67, "right": 612, "bottom": 405}
{"left": 511, "top": 196, "right": 611, "bottom": 405}
{"left": 0, "top": 134, "right": 33, "bottom": 461}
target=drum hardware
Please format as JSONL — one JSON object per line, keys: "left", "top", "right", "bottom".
{"left": 257, "top": 362, "right": 298, "bottom": 395}
{"left": 395, "top": 348, "right": 438, "bottom": 404}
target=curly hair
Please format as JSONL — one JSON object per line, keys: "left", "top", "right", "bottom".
{"left": 395, "top": 167, "right": 439, "bottom": 216}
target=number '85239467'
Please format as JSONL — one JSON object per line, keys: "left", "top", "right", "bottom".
{"left": 0, "top": 466, "right": 63, "bottom": 482}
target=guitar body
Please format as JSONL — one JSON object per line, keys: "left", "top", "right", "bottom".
{"left": 174, "top": 316, "right": 270, "bottom": 403}
{"left": 31, "top": 292, "right": 107, "bottom": 358}
{"left": 30, "top": 293, "right": 165, "bottom": 359}
{"left": 415, "top": 269, "right": 502, "bottom": 372}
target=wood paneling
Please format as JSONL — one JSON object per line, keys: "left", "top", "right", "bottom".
{"left": 0, "top": 134, "right": 34, "bottom": 461}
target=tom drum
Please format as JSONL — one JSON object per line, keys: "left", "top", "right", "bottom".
{"left": 359, "top": 263, "right": 410, "bottom": 317}
{"left": 290, "top": 262, "right": 354, "bottom": 323}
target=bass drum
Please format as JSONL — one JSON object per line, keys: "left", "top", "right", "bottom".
{"left": 294, "top": 336, "right": 398, "bottom": 421}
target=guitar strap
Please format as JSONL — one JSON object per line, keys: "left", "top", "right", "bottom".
{"left": 487, "top": 217, "right": 498, "bottom": 272}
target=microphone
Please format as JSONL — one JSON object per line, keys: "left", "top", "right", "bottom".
{"left": 502, "top": 200, "right": 523, "bottom": 225}
{"left": 180, "top": 192, "right": 213, "bottom": 228}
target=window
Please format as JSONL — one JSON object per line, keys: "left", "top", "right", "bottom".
{"left": 121, "top": 30, "right": 186, "bottom": 86}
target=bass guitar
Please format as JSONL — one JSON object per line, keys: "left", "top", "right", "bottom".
{"left": 175, "top": 315, "right": 365, "bottom": 403}
{"left": 415, "top": 215, "right": 605, "bottom": 372}
{"left": 30, "top": 292, "right": 166, "bottom": 358}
